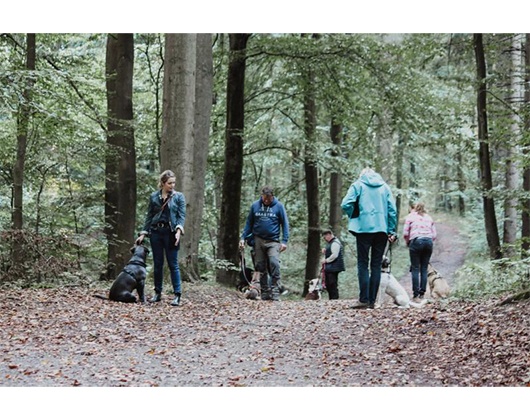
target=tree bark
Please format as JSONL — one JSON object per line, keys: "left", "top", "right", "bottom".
{"left": 161, "top": 33, "right": 198, "bottom": 282}
{"left": 216, "top": 34, "right": 251, "bottom": 287}
{"left": 302, "top": 41, "right": 321, "bottom": 295}
{"left": 329, "top": 119, "right": 343, "bottom": 236}
{"left": 522, "top": 34, "right": 530, "bottom": 254}
{"left": 503, "top": 34, "right": 522, "bottom": 258}
{"left": 185, "top": 34, "right": 213, "bottom": 282}
{"left": 12, "top": 33, "right": 36, "bottom": 265}
{"left": 473, "top": 33, "right": 502, "bottom": 260}
{"left": 105, "top": 33, "right": 136, "bottom": 274}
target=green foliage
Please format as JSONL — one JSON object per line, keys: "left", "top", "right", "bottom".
{"left": 454, "top": 258, "right": 530, "bottom": 299}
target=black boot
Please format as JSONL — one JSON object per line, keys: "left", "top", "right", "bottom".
{"left": 171, "top": 293, "right": 181, "bottom": 306}
{"left": 150, "top": 293, "right": 161, "bottom": 303}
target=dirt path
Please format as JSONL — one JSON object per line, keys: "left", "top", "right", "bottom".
{"left": 0, "top": 220, "right": 528, "bottom": 388}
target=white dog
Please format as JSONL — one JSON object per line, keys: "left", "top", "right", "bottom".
{"left": 377, "top": 263, "right": 426, "bottom": 309}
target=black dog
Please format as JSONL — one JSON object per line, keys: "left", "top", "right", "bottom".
{"left": 94, "top": 245, "right": 149, "bottom": 303}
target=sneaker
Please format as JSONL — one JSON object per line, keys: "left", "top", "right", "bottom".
{"left": 350, "top": 301, "right": 369, "bottom": 309}
{"left": 412, "top": 297, "right": 421, "bottom": 304}
{"left": 418, "top": 294, "right": 425, "bottom": 300}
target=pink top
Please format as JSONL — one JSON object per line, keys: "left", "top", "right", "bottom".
{"left": 403, "top": 211, "right": 436, "bottom": 245}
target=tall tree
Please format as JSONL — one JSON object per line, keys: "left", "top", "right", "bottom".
{"left": 503, "top": 34, "right": 523, "bottom": 257}
{"left": 329, "top": 119, "right": 343, "bottom": 236}
{"left": 302, "top": 34, "right": 321, "bottom": 293}
{"left": 522, "top": 34, "right": 530, "bottom": 254}
{"left": 105, "top": 33, "right": 136, "bottom": 273}
{"left": 474, "top": 33, "right": 502, "bottom": 259}
{"left": 185, "top": 33, "right": 214, "bottom": 281}
{"left": 160, "top": 33, "right": 213, "bottom": 282}
{"left": 217, "top": 33, "right": 251, "bottom": 287}
{"left": 12, "top": 33, "right": 36, "bottom": 265}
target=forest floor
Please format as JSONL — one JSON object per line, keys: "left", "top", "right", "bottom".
{"left": 0, "top": 221, "right": 529, "bottom": 391}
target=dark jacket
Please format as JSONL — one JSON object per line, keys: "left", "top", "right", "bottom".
{"left": 140, "top": 190, "right": 186, "bottom": 236}
{"left": 241, "top": 197, "right": 289, "bottom": 244}
{"left": 324, "top": 237, "right": 345, "bottom": 273}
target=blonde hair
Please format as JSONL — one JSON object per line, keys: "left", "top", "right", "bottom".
{"left": 414, "top": 202, "right": 426, "bottom": 215}
{"left": 158, "top": 170, "right": 175, "bottom": 189}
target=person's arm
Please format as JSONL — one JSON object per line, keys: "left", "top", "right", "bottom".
{"left": 240, "top": 205, "right": 254, "bottom": 248}
{"left": 341, "top": 183, "right": 359, "bottom": 218}
{"left": 173, "top": 192, "right": 186, "bottom": 234}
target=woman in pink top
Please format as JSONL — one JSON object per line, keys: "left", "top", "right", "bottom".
{"left": 403, "top": 202, "right": 436, "bottom": 301}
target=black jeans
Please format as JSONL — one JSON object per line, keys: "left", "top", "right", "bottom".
{"left": 355, "top": 232, "right": 388, "bottom": 304}
{"left": 325, "top": 271, "right": 339, "bottom": 300}
{"left": 409, "top": 237, "right": 433, "bottom": 298}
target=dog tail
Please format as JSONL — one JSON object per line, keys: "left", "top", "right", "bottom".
{"left": 93, "top": 294, "right": 109, "bottom": 300}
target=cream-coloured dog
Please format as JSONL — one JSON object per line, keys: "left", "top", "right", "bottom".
{"left": 377, "top": 270, "right": 426, "bottom": 309}
{"left": 427, "top": 264, "right": 450, "bottom": 299}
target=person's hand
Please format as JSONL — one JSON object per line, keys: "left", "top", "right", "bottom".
{"left": 175, "top": 230, "right": 181, "bottom": 246}
{"left": 135, "top": 234, "right": 145, "bottom": 245}
{"left": 321, "top": 248, "right": 326, "bottom": 255}
{"left": 321, "top": 258, "right": 326, "bottom": 266}
{"left": 388, "top": 234, "right": 397, "bottom": 243}
{"left": 239, "top": 240, "right": 245, "bottom": 250}
{"left": 280, "top": 243, "right": 287, "bottom": 253}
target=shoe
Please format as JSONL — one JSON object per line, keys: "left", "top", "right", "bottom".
{"left": 368, "top": 303, "right": 375, "bottom": 309}
{"left": 412, "top": 297, "right": 421, "bottom": 303}
{"left": 418, "top": 294, "right": 425, "bottom": 300}
{"left": 170, "top": 294, "right": 181, "bottom": 306}
{"left": 350, "top": 301, "right": 369, "bottom": 309}
{"left": 150, "top": 293, "right": 161, "bottom": 303}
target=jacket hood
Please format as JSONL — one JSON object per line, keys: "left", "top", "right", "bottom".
{"left": 360, "top": 171, "right": 385, "bottom": 187}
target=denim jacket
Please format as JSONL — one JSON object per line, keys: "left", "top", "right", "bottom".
{"left": 140, "top": 190, "right": 186, "bottom": 236}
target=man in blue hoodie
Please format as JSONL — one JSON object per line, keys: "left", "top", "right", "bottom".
{"left": 341, "top": 168, "right": 397, "bottom": 309}
{"left": 240, "top": 186, "right": 290, "bottom": 301}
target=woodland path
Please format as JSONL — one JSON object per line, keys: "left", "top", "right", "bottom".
{"left": 0, "top": 220, "right": 528, "bottom": 389}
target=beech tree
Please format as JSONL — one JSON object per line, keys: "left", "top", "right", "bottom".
{"left": 216, "top": 33, "right": 251, "bottom": 287}
{"left": 474, "top": 33, "right": 502, "bottom": 260}
{"left": 105, "top": 33, "right": 136, "bottom": 273}
{"left": 12, "top": 33, "right": 36, "bottom": 265}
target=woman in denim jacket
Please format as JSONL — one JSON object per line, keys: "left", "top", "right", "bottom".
{"left": 136, "top": 170, "right": 186, "bottom": 306}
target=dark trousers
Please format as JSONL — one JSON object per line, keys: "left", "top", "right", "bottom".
{"left": 409, "top": 237, "right": 433, "bottom": 298}
{"left": 150, "top": 228, "right": 181, "bottom": 295}
{"left": 355, "top": 232, "right": 388, "bottom": 304}
{"left": 325, "top": 271, "right": 339, "bottom": 300}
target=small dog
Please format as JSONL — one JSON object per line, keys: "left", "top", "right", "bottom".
{"left": 378, "top": 256, "right": 426, "bottom": 308}
{"left": 305, "top": 278, "right": 322, "bottom": 301}
{"left": 94, "top": 245, "right": 149, "bottom": 303}
{"left": 244, "top": 271, "right": 261, "bottom": 300}
{"left": 428, "top": 264, "right": 450, "bottom": 299}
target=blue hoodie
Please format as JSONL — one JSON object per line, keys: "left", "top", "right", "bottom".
{"left": 241, "top": 197, "right": 289, "bottom": 244}
{"left": 341, "top": 170, "right": 397, "bottom": 235}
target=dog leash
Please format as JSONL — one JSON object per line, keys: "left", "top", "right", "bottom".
{"left": 239, "top": 249, "right": 252, "bottom": 286}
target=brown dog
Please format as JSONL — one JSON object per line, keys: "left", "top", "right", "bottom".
{"left": 427, "top": 264, "right": 450, "bottom": 299}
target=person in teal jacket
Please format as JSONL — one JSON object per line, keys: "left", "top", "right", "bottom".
{"left": 341, "top": 168, "right": 397, "bottom": 309}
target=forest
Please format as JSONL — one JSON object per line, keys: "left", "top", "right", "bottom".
{"left": 1, "top": 33, "right": 530, "bottom": 301}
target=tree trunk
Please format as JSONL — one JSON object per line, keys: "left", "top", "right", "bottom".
{"left": 12, "top": 33, "right": 36, "bottom": 265}
{"left": 161, "top": 34, "right": 200, "bottom": 282}
{"left": 185, "top": 33, "right": 213, "bottom": 282}
{"left": 216, "top": 33, "right": 251, "bottom": 287}
{"left": 302, "top": 44, "right": 321, "bottom": 295}
{"left": 329, "top": 119, "right": 343, "bottom": 236}
{"left": 503, "top": 34, "right": 523, "bottom": 258}
{"left": 105, "top": 33, "right": 136, "bottom": 274}
{"left": 522, "top": 34, "right": 530, "bottom": 254}
{"left": 474, "top": 33, "right": 502, "bottom": 260}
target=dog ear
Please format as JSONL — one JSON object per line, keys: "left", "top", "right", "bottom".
{"left": 130, "top": 246, "right": 135, "bottom": 254}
